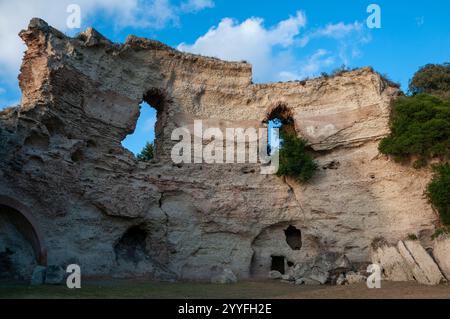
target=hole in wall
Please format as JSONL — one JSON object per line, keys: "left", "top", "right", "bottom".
{"left": 122, "top": 89, "right": 167, "bottom": 161}
{"left": 114, "top": 225, "right": 149, "bottom": 265}
{"left": 264, "top": 104, "right": 296, "bottom": 155}
{"left": 121, "top": 102, "right": 157, "bottom": 160}
{"left": 284, "top": 225, "right": 302, "bottom": 250}
{"left": 322, "top": 160, "right": 340, "bottom": 170}
{"left": 271, "top": 255, "right": 285, "bottom": 274}
{"left": 71, "top": 149, "right": 84, "bottom": 162}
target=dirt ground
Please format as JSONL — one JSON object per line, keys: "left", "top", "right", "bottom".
{"left": 1, "top": 280, "right": 450, "bottom": 299}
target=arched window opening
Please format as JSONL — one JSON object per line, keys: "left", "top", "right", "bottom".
{"left": 121, "top": 102, "right": 157, "bottom": 159}
{"left": 121, "top": 88, "right": 167, "bottom": 161}
{"left": 264, "top": 104, "right": 295, "bottom": 155}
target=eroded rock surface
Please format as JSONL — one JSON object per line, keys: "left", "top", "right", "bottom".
{"left": 432, "top": 236, "right": 450, "bottom": 280}
{"left": 371, "top": 239, "right": 445, "bottom": 285}
{"left": 0, "top": 18, "right": 439, "bottom": 281}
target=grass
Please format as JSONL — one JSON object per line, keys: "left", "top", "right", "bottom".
{"left": 0, "top": 280, "right": 305, "bottom": 299}
{"left": 2, "top": 279, "right": 450, "bottom": 299}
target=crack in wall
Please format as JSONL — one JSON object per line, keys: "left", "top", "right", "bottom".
{"left": 283, "top": 176, "right": 307, "bottom": 221}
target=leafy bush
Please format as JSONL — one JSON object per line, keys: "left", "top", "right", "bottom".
{"left": 137, "top": 142, "right": 154, "bottom": 161}
{"left": 409, "top": 63, "right": 450, "bottom": 100}
{"left": 276, "top": 132, "right": 318, "bottom": 182}
{"left": 379, "top": 94, "right": 450, "bottom": 166}
{"left": 427, "top": 164, "right": 450, "bottom": 226}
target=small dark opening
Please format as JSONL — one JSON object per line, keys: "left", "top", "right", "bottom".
{"left": 284, "top": 225, "right": 302, "bottom": 250}
{"left": 71, "top": 149, "right": 84, "bottom": 162}
{"left": 271, "top": 255, "right": 285, "bottom": 274}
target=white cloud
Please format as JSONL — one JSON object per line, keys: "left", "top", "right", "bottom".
{"left": 180, "top": 0, "right": 214, "bottom": 13}
{"left": 278, "top": 49, "right": 335, "bottom": 81}
{"left": 0, "top": 0, "right": 214, "bottom": 84}
{"left": 178, "top": 11, "right": 307, "bottom": 82}
{"left": 304, "top": 22, "right": 363, "bottom": 42}
{"left": 178, "top": 13, "right": 370, "bottom": 82}
{"left": 416, "top": 16, "right": 425, "bottom": 27}
{"left": 142, "top": 116, "right": 157, "bottom": 133}
{"left": 298, "top": 21, "right": 371, "bottom": 66}
{"left": 298, "top": 49, "right": 335, "bottom": 76}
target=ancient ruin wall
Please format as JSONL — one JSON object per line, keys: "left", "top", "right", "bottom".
{"left": 0, "top": 18, "right": 439, "bottom": 280}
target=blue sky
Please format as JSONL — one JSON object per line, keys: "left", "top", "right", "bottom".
{"left": 0, "top": 0, "right": 449, "bottom": 154}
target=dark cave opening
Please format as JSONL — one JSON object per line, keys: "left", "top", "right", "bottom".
{"left": 114, "top": 225, "right": 149, "bottom": 265}
{"left": 271, "top": 255, "right": 285, "bottom": 274}
{"left": 284, "top": 225, "right": 302, "bottom": 250}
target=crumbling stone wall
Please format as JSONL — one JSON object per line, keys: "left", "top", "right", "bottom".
{"left": 0, "top": 18, "right": 439, "bottom": 281}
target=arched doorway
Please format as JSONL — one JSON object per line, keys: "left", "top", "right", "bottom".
{"left": 0, "top": 195, "right": 47, "bottom": 280}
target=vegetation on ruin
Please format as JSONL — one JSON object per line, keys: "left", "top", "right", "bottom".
{"left": 378, "top": 94, "right": 450, "bottom": 167}
{"left": 432, "top": 227, "right": 450, "bottom": 240}
{"left": 136, "top": 142, "right": 154, "bottom": 161}
{"left": 276, "top": 131, "right": 318, "bottom": 183}
{"left": 427, "top": 164, "right": 450, "bottom": 226}
{"left": 379, "top": 63, "right": 450, "bottom": 228}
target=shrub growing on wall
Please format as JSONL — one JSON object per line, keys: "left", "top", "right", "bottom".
{"left": 379, "top": 94, "right": 450, "bottom": 167}
{"left": 276, "top": 132, "right": 318, "bottom": 182}
{"left": 427, "top": 164, "right": 450, "bottom": 226}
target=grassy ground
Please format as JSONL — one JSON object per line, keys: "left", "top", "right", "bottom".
{"left": 2, "top": 280, "right": 450, "bottom": 299}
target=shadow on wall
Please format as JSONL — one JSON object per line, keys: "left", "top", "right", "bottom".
{"left": 0, "top": 201, "right": 46, "bottom": 281}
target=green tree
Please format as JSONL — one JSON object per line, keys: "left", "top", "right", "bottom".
{"left": 276, "top": 132, "right": 318, "bottom": 182}
{"left": 137, "top": 142, "right": 154, "bottom": 161}
{"left": 409, "top": 63, "right": 450, "bottom": 100}
{"left": 427, "top": 164, "right": 450, "bottom": 226}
